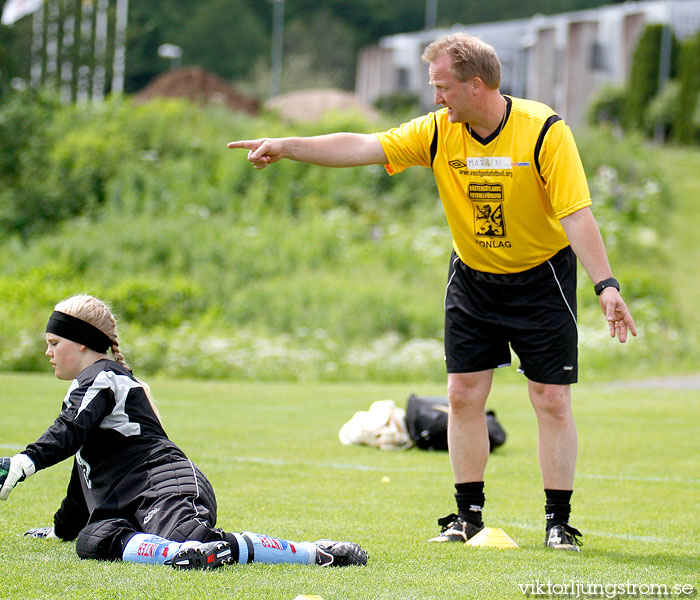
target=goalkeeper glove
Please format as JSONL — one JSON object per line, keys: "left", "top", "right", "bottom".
{"left": 24, "top": 526, "right": 58, "bottom": 539}
{"left": 0, "top": 454, "right": 36, "bottom": 501}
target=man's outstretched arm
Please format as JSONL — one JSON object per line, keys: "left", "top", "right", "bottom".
{"left": 227, "top": 133, "right": 387, "bottom": 170}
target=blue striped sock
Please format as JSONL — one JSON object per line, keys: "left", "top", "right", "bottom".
{"left": 122, "top": 533, "right": 196, "bottom": 565}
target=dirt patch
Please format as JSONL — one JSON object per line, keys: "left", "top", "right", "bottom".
{"left": 134, "top": 67, "right": 259, "bottom": 115}
{"left": 265, "top": 88, "right": 379, "bottom": 122}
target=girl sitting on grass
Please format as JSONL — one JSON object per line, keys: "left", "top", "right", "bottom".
{"left": 0, "top": 294, "right": 367, "bottom": 570}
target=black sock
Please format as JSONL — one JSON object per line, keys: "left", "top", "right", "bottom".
{"left": 544, "top": 488, "right": 573, "bottom": 529}
{"left": 455, "top": 482, "right": 485, "bottom": 527}
{"left": 222, "top": 532, "right": 241, "bottom": 563}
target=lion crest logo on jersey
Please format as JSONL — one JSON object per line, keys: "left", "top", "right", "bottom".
{"left": 469, "top": 182, "right": 506, "bottom": 238}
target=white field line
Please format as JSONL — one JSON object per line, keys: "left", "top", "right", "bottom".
{"left": 577, "top": 473, "right": 700, "bottom": 485}
{"left": 0, "top": 444, "right": 25, "bottom": 450}
{"left": 234, "top": 455, "right": 436, "bottom": 473}
{"left": 232, "top": 456, "right": 700, "bottom": 484}
{"left": 499, "top": 519, "right": 699, "bottom": 547}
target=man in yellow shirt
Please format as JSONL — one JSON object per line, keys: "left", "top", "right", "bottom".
{"left": 227, "top": 32, "right": 636, "bottom": 551}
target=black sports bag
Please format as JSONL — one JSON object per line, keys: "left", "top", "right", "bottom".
{"left": 405, "top": 394, "right": 506, "bottom": 452}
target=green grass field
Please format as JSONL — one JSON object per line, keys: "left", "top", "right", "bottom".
{"left": 1, "top": 372, "right": 698, "bottom": 600}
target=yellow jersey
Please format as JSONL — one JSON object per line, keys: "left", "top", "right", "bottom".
{"left": 374, "top": 96, "right": 592, "bottom": 274}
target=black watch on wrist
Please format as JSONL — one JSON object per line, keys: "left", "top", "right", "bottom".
{"left": 594, "top": 277, "right": 620, "bottom": 296}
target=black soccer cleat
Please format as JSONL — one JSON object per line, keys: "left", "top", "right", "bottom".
{"left": 314, "top": 540, "right": 368, "bottom": 567}
{"left": 168, "top": 540, "right": 234, "bottom": 570}
{"left": 428, "top": 513, "right": 483, "bottom": 543}
{"left": 545, "top": 523, "right": 583, "bottom": 551}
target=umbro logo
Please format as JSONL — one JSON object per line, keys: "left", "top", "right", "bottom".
{"left": 449, "top": 159, "right": 467, "bottom": 169}
{"left": 144, "top": 507, "right": 160, "bottom": 524}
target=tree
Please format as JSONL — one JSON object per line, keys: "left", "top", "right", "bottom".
{"left": 282, "top": 9, "right": 359, "bottom": 90}
{"left": 672, "top": 30, "right": 700, "bottom": 144}
{"left": 0, "top": 0, "right": 16, "bottom": 98}
{"left": 124, "top": 0, "right": 186, "bottom": 92}
{"left": 623, "top": 24, "right": 679, "bottom": 133}
{"left": 177, "top": 0, "right": 267, "bottom": 82}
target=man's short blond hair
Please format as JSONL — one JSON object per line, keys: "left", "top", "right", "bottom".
{"left": 422, "top": 32, "right": 501, "bottom": 89}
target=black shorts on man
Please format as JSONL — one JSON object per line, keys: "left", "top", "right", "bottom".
{"left": 444, "top": 246, "right": 578, "bottom": 384}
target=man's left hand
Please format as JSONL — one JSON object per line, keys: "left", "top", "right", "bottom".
{"left": 599, "top": 288, "right": 637, "bottom": 343}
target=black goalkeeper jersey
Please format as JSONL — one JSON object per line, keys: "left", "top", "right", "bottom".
{"left": 23, "top": 359, "right": 183, "bottom": 516}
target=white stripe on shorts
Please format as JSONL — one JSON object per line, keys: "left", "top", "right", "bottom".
{"left": 546, "top": 258, "right": 578, "bottom": 327}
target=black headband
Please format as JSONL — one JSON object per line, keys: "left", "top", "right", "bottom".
{"left": 46, "top": 311, "right": 112, "bottom": 353}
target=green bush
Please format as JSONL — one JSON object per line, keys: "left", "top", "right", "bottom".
{"left": 644, "top": 80, "right": 681, "bottom": 139}
{"left": 0, "top": 90, "right": 441, "bottom": 238}
{"left": 693, "top": 93, "right": 700, "bottom": 131}
{"left": 0, "top": 90, "right": 66, "bottom": 237}
{"left": 105, "top": 277, "right": 205, "bottom": 328}
{"left": 587, "top": 84, "right": 626, "bottom": 127}
{"left": 673, "top": 30, "right": 700, "bottom": 144}
{"left": 373, "top": 91, "right": 421, "bottom": 118}
{"left": 623, "top": 24, "right": 679, "bottom": 133}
